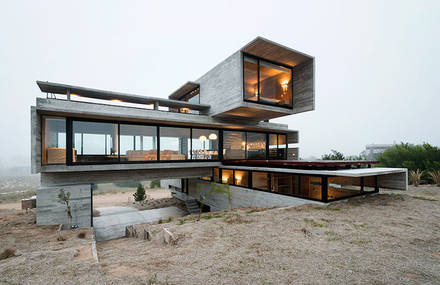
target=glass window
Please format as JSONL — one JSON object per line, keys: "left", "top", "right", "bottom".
{"left": 299, "top": 176, "right": 322, "bottom": 200}
{"left": 244, "top": 56, "right": 258, "bottom": 101}
{"left": 42, "top": 116, "right": 66, "bottom": 165}
{"left": 278, "top": 134, "right": 287, "bottom": 159}
{"left": 252, "top": 172, "right": 269, "bottom": 190}
{"left": 223, "top": 131, "right": 246, "bottom": 160}
{"left": 271, "top": 173, "right": 293, "bottom": 194}
{"left": 73, "top": 121, "right": 118, "bottom": 163}
{"left": 159, "top": 127, "right": 190, "bottom": 160}
{"left": 268, "top": 134, "right": 278, "bottom": 159}
{"left": 213, "top": 168, "right": 220, "bottom": 183}
{"left": 328, "top": 176, "right": 362, "bottom": 201}
{"left": 259, "top": 60, "right": 292, "bottom": 107}
{"left": 247, "top": 132, "right": 266, "bottom": 159}
{"left": 234, "top": 170, "right": 249, "bottom": 187}
{"left": 192, "top": 129, "right": 219, "bottom": 160}
{"left": 221, "top": 169, "right": 233, "bottom": 184}
{"left": 120, "top": 124, "right": 157, "bottom": 161}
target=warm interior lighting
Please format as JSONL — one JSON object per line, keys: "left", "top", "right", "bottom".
{"left": 281, "top": 80, "right": 289, "bottom": 93}
{"left": 222, "top": 174, "right": 229, "bottom": 183}
{"left": 208, "top": 133, "right": 217, "bottom": 140}
{"left": 199, "top": 135, "right": 207, "bottom": 141}
{"left": 111, "top": 99, "right": 123, "bottom": 102}
{"left": 180, "top": 108, "right": 190, "bottom": 113}
{"left": 235, "top": 173, "right": 242, "bottom": 184}
{"left": 71, "top": 93, "right": 81, "bottom": 97}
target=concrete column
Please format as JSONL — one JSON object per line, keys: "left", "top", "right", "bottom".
{"left": 36, "top": 184, "right": 92, "bottom": 228}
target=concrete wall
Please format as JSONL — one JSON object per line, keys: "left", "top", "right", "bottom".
{"left": 31, "top": 106, "right": 41, "bottom": 174}
{"left": 160, "top": 179, "right": 181, "bottom": 190}
{"left": 378, "top": 170, "right": 408, "bottom": 190}
{"left": 37, "top": 184, "right": 92, "bottom": 228}
{"left": 187, "top": 179, "right": 322, "bottom": 211}
{"left": 197, "top": 51, "right": 243, "bottom": 117}
{"left": 293, "top": 59, "right": 315, "bottom": 114}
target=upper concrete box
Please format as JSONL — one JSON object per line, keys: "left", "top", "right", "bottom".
{"left": 170, "top": 37, "right": 315, "bottom": 121}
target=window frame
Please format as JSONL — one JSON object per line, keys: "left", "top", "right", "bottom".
{"left": 242, "top": 52, "right": 294, "bottom": 109}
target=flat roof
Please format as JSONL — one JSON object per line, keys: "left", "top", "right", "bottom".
{"left": 241, "top": 37, "right": 314, "bottom": 67}
{"left": 220, "top": 166, "right": 406, "bottom": 178}
{"left": 37, "top": 81, "right": 210, "bottom": 111}
{"left": 168, "top": 81, "right": 199, "bottom": 100}
{"left": 223, "top": 160, "right": 379, "bottom": 170}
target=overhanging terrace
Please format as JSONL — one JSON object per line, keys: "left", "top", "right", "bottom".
{"left": 37, "top": 81, "right": 210, "bottom": 112}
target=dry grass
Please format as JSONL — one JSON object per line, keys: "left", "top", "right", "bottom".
{"left": 428, "top": 169, "right": 440, "bottom": 186}
{"left": 409, "top": 169, "right": 423, "bottom": 186}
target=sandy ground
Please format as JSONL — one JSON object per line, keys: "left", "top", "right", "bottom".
{"left": 97, "top": 186, "right": 440, "bottom": 284}
{"left": 0, "top": 210, "right": 104, "bottom": 284}
{"left": 1, "top": 186, "right": 439, "bottom": 284}
{"left": 93, "top": 188, "right": 172, "bottom": 208}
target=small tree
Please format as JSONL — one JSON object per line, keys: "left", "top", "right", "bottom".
{"left": 57, "top": 189, "right": 72, "bottom": 229}
{"left": 133, "top": 183, "right": 146, "bottom": 202}
{"left": 197, "top": 182, "right": 232, "bottom": 220}
{"left": 321, "top": 150, "right": 345, "bottom": 160}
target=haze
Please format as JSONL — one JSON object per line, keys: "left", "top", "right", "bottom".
{"left": 1, "top": 0, "right": 439, "bottom": 168}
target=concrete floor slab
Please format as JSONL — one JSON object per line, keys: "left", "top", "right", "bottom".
{"left": 94, "top": 206, "right": 187, "bottom": 241}
{"left": 95, "top": 206, "right": 137, "bottom": 216}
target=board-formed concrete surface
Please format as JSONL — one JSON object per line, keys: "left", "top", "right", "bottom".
{"left": 93, "top": 206, "right": 187, "bottom": 241}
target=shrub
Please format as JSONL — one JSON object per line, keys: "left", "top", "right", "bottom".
{"left": 428, "top": 170, "right": 440, "bottom": 186}
{"left": 150, "top": 179, "right": 161, "bottom": 188}
{"left": 409, "top": 169, "right": 423, "bottom": 186}
{"left": 133, "top": 183, "right": 146, "bottom": 202}
{"left": 377, "top": 143, "right": 440, "bottom": 184}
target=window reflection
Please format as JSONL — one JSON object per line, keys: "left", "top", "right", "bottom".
{"left": 42, "top": 116, "right": 66, "bottom": 165}
{"left": 192, "top": 129, "right": 219, "bottom": 160}
{"left": 159, "top": 127, "right": 190, "bottom": 160}
{"left": 73, "top": 121, "right": 119, "bottom": 163}
{"left": 120, "top": 124, "right": 157, "bottom": 161}
{"left": 223, "top": 131, "right": 246, "bottom": 160}
{"left": 244, "top": 57, "right": 258, "bottom": 101}
{"left": 246, "top": 132, "right": 266, "bottom": 159}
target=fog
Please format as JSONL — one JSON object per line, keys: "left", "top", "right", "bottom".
{"left": 1, "top": 0, "right": 439, "bottom": 168}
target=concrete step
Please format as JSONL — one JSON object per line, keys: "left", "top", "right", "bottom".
{"left": 185, "top": 199, "right": 200, "bottom": 214}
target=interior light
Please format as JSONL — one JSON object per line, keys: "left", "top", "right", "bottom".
{"left": 208, "top": 133, "right": 217, "bottom": 140}
{"left": 222, "top": 175, "right": 229, "bottom": 183}
{"left": 235, "top": 174, "right": 242, "bottom": 183}
{"left": 199, "top": 135, "right": 207, "bottom": 141}
{"left": 111, "top": 99, "right": 122, "bottom": 102}
{"left": 70, "top": 93, "right": 81, "bottom": 97}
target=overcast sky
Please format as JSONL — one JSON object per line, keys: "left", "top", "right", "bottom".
{"left": 1, "top": 0, "right": 439, "bottom": 167}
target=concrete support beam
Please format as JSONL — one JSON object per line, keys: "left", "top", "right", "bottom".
{"left": 41, "top": 167, "right": 213, "bottom": 186}
{"left": 378, "top": 170, "right": 408, "bottom": 190}
{"left": 30, "top": 107, "right": 41, "bottom": 174}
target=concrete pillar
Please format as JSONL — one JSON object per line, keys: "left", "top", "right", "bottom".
{"left": 36, "top": 184, "right": 92, "bottom": 228}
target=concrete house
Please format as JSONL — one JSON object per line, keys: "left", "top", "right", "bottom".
{"left": 30, "top": 37, "right": 407, "bottom": 228}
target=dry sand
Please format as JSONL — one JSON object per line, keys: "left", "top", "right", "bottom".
{"left": 93, "top": 188, "right": 172, "bottom": 208}
{"left": 1, "top": 186, "right": 439, "bottom": 284}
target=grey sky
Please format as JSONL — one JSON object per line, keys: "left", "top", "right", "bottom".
{"left": 1, "top": 0, "right": 439, "bottom": 167}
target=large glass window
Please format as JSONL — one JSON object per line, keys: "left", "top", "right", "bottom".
{"left": 252, "top": 172, "right": 269, "bottom": 190}
{"left": 299, "top": 176, "right": 322, "bottom": 200}
{"left": 120, "top": 124, "right": 157, "bottom": 161}
{"left": 244, "top": 57, "right": 258, "bottom": 101}
{"left": 213, "top": 168, "right": 220, "bottom": 183}
{"left": 246, "top": 132, "right": 266, "bottom": 159}
{"left": 159, "top": 127, "right": 190, "bottom": 160}
{"left": 221, "top": 169, "right": 233, "bottom": 184}
{"left": 223, "top": 131, "right": 246, "bottom": 160}
{"left": 243, "top": 56, "right": 293, "bottom": 108}
{"left": 234, "top": 170, "right": 249, "bottom": 187}
{"left": 327, "top": 177, "right": 362, "bottom": 201}
{"left": 42, "top": 116, "right": 66, "bottom": 165}
{"left": 73, "top": 121, "right": 119, "bottom": 163}
{"left": 192, "top": 129, "right": 219, "bottom": 160}
{"left": 268, "top": 134, "right": 287, "bottom": 159}
{"left": 271, "top": 173, "right": 294, "bottom": 195}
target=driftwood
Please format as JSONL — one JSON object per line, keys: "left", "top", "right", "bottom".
{"left": 162, "top": 228, "right": 176, "bottom": 245}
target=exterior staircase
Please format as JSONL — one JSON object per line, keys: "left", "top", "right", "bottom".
{"left": 185, "top": 199, "right": 200, "bottom": 215}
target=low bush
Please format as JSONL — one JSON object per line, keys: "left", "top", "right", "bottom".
{"left": 0, "top": 248, "right": 16, "bottom": 260}
{"left": 409, "top": 169, "right": 423, "bottom": 186}
{"left": 428, "top": 170, "right": 440, "bottom": 186}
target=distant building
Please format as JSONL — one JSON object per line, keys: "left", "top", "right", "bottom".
{"left": 364, "top": 144, "right": 395, "bottom": 160}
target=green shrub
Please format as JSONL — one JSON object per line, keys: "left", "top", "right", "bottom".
{"left": 149, "top": 179, "right": 161, "bottom": 188}
{"left": 377, "top": 143, "right": 440, "bottom": 184}
{"left": 133, "top": 183, "right": 146, "bottom": 202}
